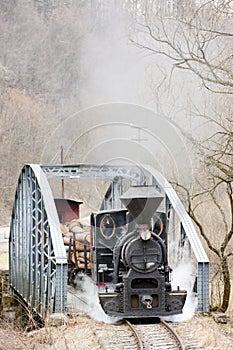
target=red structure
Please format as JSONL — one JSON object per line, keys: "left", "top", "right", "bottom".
{"left": 54, "top": 198, "right": 82, "bottom": 223}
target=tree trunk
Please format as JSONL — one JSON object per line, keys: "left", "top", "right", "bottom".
{"left": 220, "top": 256, "right": 231, "bottom": 312}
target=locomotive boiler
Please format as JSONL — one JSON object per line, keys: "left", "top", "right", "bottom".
{"left": 69, "top": 186, "right": 187, "bottom": 318}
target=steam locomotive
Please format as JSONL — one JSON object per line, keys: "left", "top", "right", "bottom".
{"left": 69, "top": 186, "right": 187, "bottom": 318}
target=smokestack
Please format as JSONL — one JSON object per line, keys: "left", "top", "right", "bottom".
{"left": 120, "top": 186, "right": 163, "bottom": 225}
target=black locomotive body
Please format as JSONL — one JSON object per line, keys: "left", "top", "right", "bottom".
{"left": 70, "top": 186, "right": 187, "bottom": 318}
{"left": 88, "top": 186, "right": 187, "bottom": 318}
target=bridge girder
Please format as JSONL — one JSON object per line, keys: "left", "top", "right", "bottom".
{"left": 9, "top": 164, "right": 67, "bottom": 317}
{"left": 9, "top": 163, "right": 209, "bottom": 315}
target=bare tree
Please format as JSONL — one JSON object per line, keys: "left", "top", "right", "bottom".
{"left": 175, "top": 130, "right": 233, "bottom": 311}
{"left": 132, "top": 0, "right": 233, "bottom": 311}
{"left": 133, "top": 0, "right": 233, "bottom": 94}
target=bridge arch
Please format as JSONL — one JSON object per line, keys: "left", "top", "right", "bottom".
{"left": 102, "top": 164, "right": 209, "bottom": 312}
{"left": 9, "top": 163, "right": 209, "bottom": 315}
{"left": 9, "top": 164, "right": 67, "bottom": 317}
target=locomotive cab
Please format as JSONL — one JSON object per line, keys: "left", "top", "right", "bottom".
{"left": 90, "top": 209, "right": 127, "bottom": 286}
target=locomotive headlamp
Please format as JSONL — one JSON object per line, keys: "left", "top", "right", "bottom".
{"left": 140, "top": 229, "right": 151, "bottom": 241}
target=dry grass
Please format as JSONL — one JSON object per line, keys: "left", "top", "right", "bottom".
{"left": 26, "top": 314, "right": 101, "bottom": 350}
{"left": 0, "top": 319, "right": 33, "bottom": 350}
{"left": 187, "top": 315, "right": 233, "bottom": 350}
{"left": 1, "top": 313, "right": 233, "bottom": 350}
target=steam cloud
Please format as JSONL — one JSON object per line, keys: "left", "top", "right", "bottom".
{"left": 67, "top": 261, "right": 196, "bottom": 324}
{"left": 67, "top": 276, "right": 122, "bottom": 324}
{"left": 163, "top": 261, "right": 197, "bottom": 322}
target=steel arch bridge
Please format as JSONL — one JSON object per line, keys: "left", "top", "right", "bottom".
{"left": 9, "top": 163, "right": 209, "bottom": 317}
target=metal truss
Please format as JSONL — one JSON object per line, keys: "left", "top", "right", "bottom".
{"left": 9, "top": 164, "right": 67, "bottom": 317}
{"left": 9, "top": 163, "right": 209, "bottom": 315}
{"left": 41, "top": 164, "right": 148, "bottom": 183}
{"left": 102, "top": 164, "right": 209, "bottom": 312}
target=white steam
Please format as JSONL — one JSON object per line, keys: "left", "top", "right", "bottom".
{"left": 163, "top": 261, "right": 197, "bottom": 322}
{"left": 79, "top": 10, "right": 153, "bottom": 108}
{"left": 82, "top": 277, "right": 122, "bottom": 324}
{"left": 67, "top": 276, "right": 122, "bottom": 324}
{"left": 68, "top": 261, "right": 196, "bottom": 324}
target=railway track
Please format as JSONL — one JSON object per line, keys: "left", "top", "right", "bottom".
{"left": 67, "top": 286, "right": 202, "bottom": 349}
{"left": 94, "top": 319, "right": 185, "bottom": 350}
{"left": 127, "top": 320, "right": 184, "bottom": 350}
{"left": 94, "top": 321, "right": 140, "bottom": 350}
{"left": 171, "top": 322, "right": 205, "bottom": 350}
